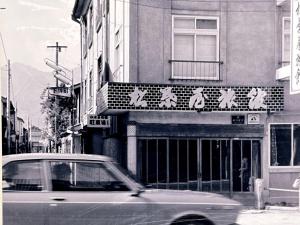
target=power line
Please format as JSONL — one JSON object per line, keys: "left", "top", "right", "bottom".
{"left": 0, "top": 31, "right": 8, "bottom": 61}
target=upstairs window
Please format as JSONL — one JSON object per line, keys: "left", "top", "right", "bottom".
{"left": 172, "top": 16, "right": 220, "bottom": 80}
{"left": 82, "top": 16, "right": 87, "bottom": 57}
{"left": 88, "top": 5, "right": 94, "bottom": 48}
{"left": 282, "top": 17, "right": 290, "bottom": 66}
{"left": 96, "top": 0, "right": 103, "bottom": 30}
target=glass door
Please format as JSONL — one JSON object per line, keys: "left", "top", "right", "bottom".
{"left": 201, "top": 139, "right": 231, "bottom": 193}
{"left": 232, "top": 139, "right": 261, "bottom": 192}
{"left": 138, "top": 138, "right": 198, "bottom": 191}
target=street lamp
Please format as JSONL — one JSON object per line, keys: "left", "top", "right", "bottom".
{"left": 53, "top": 71, "right": 72, "bottom": 85}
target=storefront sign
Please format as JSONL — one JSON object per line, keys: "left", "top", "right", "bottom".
{"left": 87, "top": 115, "right": 110, "bottom": 128}
{"left": 97, "top": 82, "right": 284, "bottom": 114}
{"left": 291, "top": 0, "right": 300, "bottom": 94}
{"left": 48, "top": 87, "right": 71, "bottom": 97}
{"left": 232, "top": 115, "right": 245, "bottom": 124}
{"left": 247, "top": 114, "right": 260, "bottom": 124}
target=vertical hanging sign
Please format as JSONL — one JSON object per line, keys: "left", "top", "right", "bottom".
{"left": 291, "top": 0, "right": 300, "bottom": 94}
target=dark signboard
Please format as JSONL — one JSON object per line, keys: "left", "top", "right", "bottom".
{"left": 232, "top": 115, "right": 245, "bottom": 124}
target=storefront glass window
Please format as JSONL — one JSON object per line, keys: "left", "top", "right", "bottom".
{"left": 270, "top": 124, "right": 300, "bottom": 167}
{"left": 270, "top": 124, "right": 291, "bottom": 166}
{"left": 293, "top": 125, "right": 300, "bottom": 166}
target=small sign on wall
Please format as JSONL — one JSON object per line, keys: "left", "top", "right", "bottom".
{"left": 231, "top": 115, "right": 245, "bottom": 124}
{"left": 247, "top": 113, "right": 260, "bottom": 124}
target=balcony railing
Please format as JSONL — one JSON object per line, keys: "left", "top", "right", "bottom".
{"left": 169, "top": 60, "right": 223, "bottom": 80}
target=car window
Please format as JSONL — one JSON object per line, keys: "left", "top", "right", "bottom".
{"left": 50, "top": 161, "right": 130, "bottom": 192}
{"left": 2, "top": 160, "right": 44, "bottom": 191}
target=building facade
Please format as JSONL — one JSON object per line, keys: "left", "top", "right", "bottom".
{"left": 2, "top": 97, "right": 16, "bottom": 155}
{"left": 15, "top": 117, "right": 29, "bottom": 153}
{"left": 29, "top": 126, "right": 45, "bottom": 153}
{"left": 72, "top": 0, "right": 300, "bottom": 204}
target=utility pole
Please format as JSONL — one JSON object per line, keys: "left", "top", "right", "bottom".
{"left": 47, "top": 42, "right": 67, "bottom": 152}
{"left": 6, "top": 59, "right": 11, "bottom": 154}
{"left": 47, "top": 42, "right": 67, "bottom": 86}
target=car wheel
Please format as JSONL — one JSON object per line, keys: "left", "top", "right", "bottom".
{"left": 172, "top": 216, "right": 212, "bottom": 225}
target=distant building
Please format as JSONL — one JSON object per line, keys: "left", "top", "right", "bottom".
{"left": 29, "top": 126, "right": 45, "bottom": 153}
{"left": 15, "top": 117, "right": 29, "bottom": 153}
{"left": 60, "top": 83, "right": 83, "bottom": 154}
{"left": 2, "top": 96, "right": 16, "bottom": 155}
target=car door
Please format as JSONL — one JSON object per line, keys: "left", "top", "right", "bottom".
{"left": 2, "top": 160, "right": 49, "bottom": 225}
{"left": 46, "top": 160, "right": 151, "bottom": 225}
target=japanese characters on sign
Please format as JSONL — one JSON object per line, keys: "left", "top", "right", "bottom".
{"left": 126, "top": 86, "right": 280, "bottom": 111}
{"left": 87, "top": 115, "right": 110, "bottom": 128}
{"left": 291, "top": 0, "right": 300, "bottom": 94}
{"left": 189, "top": 88, "right": 208, "bottom": 109}
{"left": 159, "top": 87, "right": 177, "bottom": 108}
{"left": 48, "top": 87, "right": 71, "bottom": 97}
{"left": 218, "top": 89, "right": 238, "bottom": 109}
{"left": 100, "top": 83, "right": 284, "bottom": 113}
{"left": 128, "top": 87, "right": 147, "bottom": 107}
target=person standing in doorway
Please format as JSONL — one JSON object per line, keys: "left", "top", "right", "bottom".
{"left": 239, "top": 157, "right": 250, "bottom": 191}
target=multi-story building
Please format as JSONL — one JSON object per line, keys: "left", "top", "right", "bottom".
{"left": 15, "top": 117, "right": 28, "bottom": 153}
{"left": 1, "top": 96, "right": 16, "bottom": 155}
{"left": 29, "top": 126, "right": 45, "bottom": 153}
{"left": 72, "top": 0, "right": 300, "bottom": 205}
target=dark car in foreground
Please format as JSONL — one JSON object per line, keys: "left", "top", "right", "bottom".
{"left": 2, "top": 153, "right": 242, "bottom": 225}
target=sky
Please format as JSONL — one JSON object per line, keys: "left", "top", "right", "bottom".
{"left": 0, "top": 0, "right": 80, "bottom": 71}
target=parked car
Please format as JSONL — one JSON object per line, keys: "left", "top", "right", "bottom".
{"left": 2, "top": 153, "right": 242, "bottom": 225}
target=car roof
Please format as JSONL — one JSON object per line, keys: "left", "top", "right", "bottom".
{"left": 2, "top": 153, "right": 113, "bottom": 164}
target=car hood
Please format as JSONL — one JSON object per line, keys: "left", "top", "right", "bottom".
{"left": 139, "top": 189, "right": 242, "bottom": 208}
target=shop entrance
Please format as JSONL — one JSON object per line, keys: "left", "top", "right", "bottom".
{"left": 231, "top": 140, "right": 261, "bottom": 192}
{"left": 138, "top": 138, "right": 261, "bottom": 193}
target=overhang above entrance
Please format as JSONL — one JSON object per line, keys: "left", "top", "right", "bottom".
{"left": 97, "top": 82, "right": 284, "bottom": 114}
{"left": 136, "top": 123, "right": 264, "bottom": 138}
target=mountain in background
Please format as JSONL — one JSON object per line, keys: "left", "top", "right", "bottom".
{"left": 1, "top": 62, "right": 80, "bottom": 128}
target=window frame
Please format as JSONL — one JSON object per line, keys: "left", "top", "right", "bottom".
{"left": 2, "top": 160, "right": 47, "bottom": 192}
{"left": 88, "top": 4, "right": 94, "bottom": 48}
{"left": 171, "top": 15, "right": 220, "bottom": 80}
{"left": 46, "top": 160, "right": 132, "bottom": 192}
{"left": 269, "top": 123, "right": 300, "bottom": 168}
{"left": 281, "top": 17, "right": 290, "bottom": 64}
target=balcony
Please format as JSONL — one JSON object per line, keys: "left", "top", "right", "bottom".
{"left": 276, "top": 61, "right": 290, "bottom": 80}
{"left": 169, "top": 60, "right": 223, "bottom": 80}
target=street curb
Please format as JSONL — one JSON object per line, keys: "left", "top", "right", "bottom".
{"left": 264, "top": 206, "right": 300, "bottom": 211}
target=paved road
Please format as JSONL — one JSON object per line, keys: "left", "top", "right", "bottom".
{"left": 235, "top": 209, "right": 300, "bottom": 225}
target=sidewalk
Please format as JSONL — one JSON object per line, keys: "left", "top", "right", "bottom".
{"left": 235, "top": 207, "right": 300, "bottom": 225}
